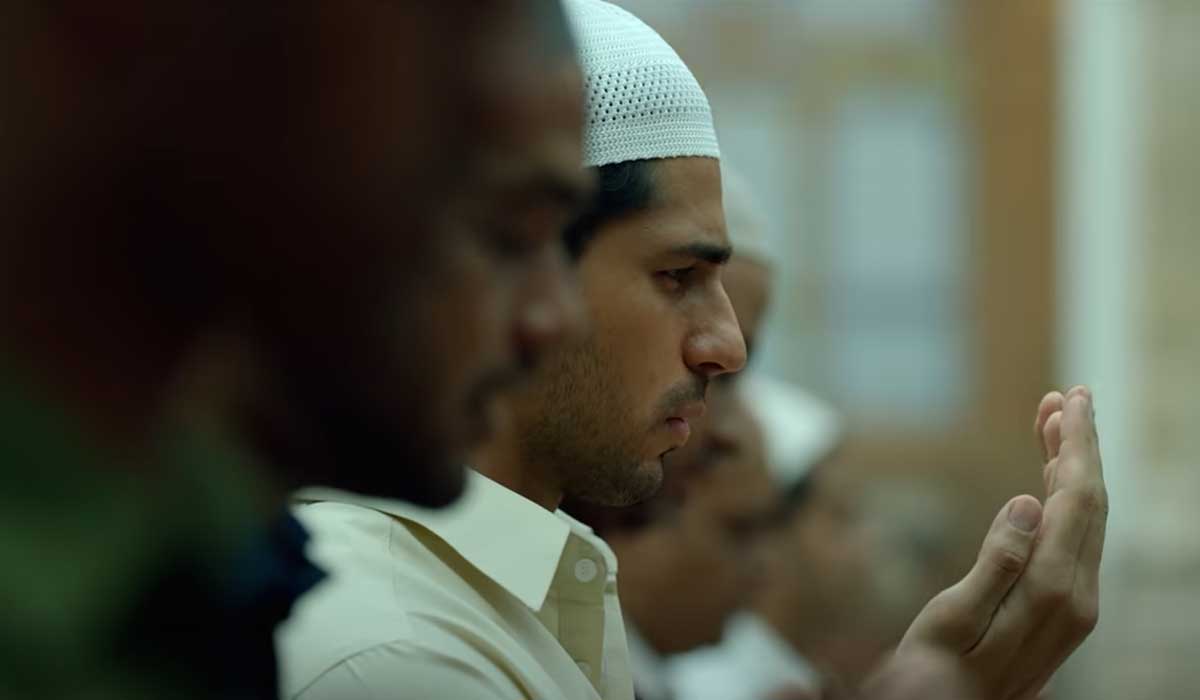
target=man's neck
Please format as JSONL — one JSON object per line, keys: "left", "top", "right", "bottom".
{"left": 751, "top": 587, "right": 825, "bottom": 659}
{"left": 472, "top": 413, "right": 564, "bottom": 512}
{"left": 605, "top": 532, "right": 675, "bottom": 655}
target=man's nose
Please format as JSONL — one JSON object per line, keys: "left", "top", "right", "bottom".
{"left": 683, "top": 286, "right": 748, "bottom": 379}
{"left": 514, "top": 247, "right": 587, "bottom": 363}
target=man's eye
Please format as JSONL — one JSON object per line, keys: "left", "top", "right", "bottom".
{"left": 658, "top": 266, "right": 696, "bottom": 287}
{"left": 490, "top": 228, "right": 541, "bottom": 259}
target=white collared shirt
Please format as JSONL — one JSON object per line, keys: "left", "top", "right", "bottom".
{"left": 667, "top": 612, "right": 819, "bottom": 700}
{"left": 277, "top": 470, "right": 635, "bottom": 700}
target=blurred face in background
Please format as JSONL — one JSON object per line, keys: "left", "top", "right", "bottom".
{"left": 614, "top": 382, "right": 776, "bottom": 653}
{"left": 614, "top": 247, "right": 777, "bottom": 653}
{"left": 767, "top": 472, "right": 869, "bottom": 622}
{"left": 517, "top": 157, "right": 747, "bottom": 507}
{"left": 722, "top": 256, "right": 772, "bottom": 359}
{"left": 755, "top": 469, "right": 877, "bottom": 686}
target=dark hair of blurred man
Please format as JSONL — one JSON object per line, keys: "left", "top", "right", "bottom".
{"left": 0, "top": 2, "right": 588, "bottom": 698}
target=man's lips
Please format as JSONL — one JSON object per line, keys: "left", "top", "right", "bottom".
{"left": 666, "top": 416, "right": 692, "bottom": 443}
{"left": 664, "top": 401, "right": 705, "bottom": 444}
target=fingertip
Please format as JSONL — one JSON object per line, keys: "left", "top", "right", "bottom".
{"left": 1043, "top": 410, "right": 1064, "bottom": 459}
{"left": 1039, "top": 391, "right": 1065, "bottom": 414}
{"left": 1035, "top": 392, "right": 1065, "bottom": 440}
{"left": 1007, "top": 495, "right": 1043, "bottom": 533}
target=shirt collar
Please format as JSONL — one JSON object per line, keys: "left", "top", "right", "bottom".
{"left": 295, "top": 469, "right": 594, "bottom": 611}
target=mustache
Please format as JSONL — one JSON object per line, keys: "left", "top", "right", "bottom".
{"left": 657, "top": 375, "right": 708, "bottom": 419}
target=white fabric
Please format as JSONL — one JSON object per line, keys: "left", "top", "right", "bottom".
{"left": 723, "top": 165, "right": 773, "bottom": 268}
{"left": 667, "top": 612, "right": 820, "bottom": 700}
{"left": 740, "top": 373, "right": 842, "bottom": 489}
{"left": 278, "top": 471, "right": 635, "bottom": 700}
{"left": 625, "top": 623, "right": 673, "bottom": 700}
{"left": 565, "top": 0, "right": 719, "bottom": 167}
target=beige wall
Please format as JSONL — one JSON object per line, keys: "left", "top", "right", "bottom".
{"left": 1058, "top": 2, "right": 1200, "bottom": 698}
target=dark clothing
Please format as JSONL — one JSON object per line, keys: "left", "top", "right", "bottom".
{"left": 0, "top": 372, "right": 322, "bottom": 699}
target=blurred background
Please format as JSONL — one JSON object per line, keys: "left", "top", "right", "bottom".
{"left": 612, "top": 1, "right": 1199, "bottom": 698}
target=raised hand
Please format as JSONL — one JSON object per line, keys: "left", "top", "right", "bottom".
{"left": 862, "top": 645, "right": 981, "bottom": 700}
{"left": 894, "top": 386, "right": 1107, "bottom": 699}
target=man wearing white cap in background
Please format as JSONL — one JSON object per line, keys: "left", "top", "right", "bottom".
{"left": 278, "top": 0, "right": 1107, "bottom": 698}
{"left": 668, "top": 373, "right": 852, "bottom": 700}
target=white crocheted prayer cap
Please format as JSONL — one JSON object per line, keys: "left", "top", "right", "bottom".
{"left": 722, "top": 164, "right": 773, "bottom": 268}
{"left": 741, "top": 372, "right": 843, "bottom": 488}
{"left": 564, "top": 0, "right": 720, "bottom": 167}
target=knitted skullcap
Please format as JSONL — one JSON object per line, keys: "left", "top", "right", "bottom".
{"left": 740, "top": 373, "right": 843, "bottom": 489}
{"left": 564, "top": 0, "right": 720, "bottom": 167}
{"left": 722, "top": 164, "right": 773, "bottom": 268}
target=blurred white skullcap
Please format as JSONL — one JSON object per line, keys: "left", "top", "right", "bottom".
{"left": 740, "top": 372, "right": 842, "bottom": 488}
{"left": 722, "top": 164, "right": 773, "bottom": 268}
{"left": 564, "top": 0, "right": 720, "bottom": 167}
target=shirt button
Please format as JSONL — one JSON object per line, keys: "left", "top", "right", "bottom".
{"left": 574, "top": 558, "right": 599, "bottom": 583}
{"left": 577, "top": 661, "right": 593, "bottom": 677}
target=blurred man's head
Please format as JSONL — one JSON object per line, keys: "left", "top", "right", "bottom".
{"left": 2, "top": 2, "right": 589, "bottom": 506}
{"left": 763, "top": 465, "right": 868, "bottom": 632}
{"left": 609, "top": 384, "right": 776, "bottom": 653}
{"left": 219, "top": 1, "right": 593, "bottom": 506}
{"left": 502, "top": 0, "right": 747, "bottom": 509}
{"left": 719, "top": 167, "right": 774, "bottom": 359}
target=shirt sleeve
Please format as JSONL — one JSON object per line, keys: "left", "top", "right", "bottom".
{"left": 293, "top": 641, "right": 525, "bottom": 700}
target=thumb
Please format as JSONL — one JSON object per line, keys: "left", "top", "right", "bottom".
{"left": 902, "top": 495, "right": 1042, "bottom": 652}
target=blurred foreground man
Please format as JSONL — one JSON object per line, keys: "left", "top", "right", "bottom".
{"left": 1, "top": 2, "right": 586, "bottom": 698}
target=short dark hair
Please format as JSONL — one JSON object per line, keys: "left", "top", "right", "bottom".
{"left": 563, "top": 159, "right": 657, "bottom": 258}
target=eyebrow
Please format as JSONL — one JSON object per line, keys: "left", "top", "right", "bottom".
{"left": 671, "top": 242, "right": 734, "bottom": 266}
{"left": 483, "top": 157, "right": 594, "bottom": 213}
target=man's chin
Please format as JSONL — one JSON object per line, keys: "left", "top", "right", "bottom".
{"left": 605, "top": 458, "right": 665, "bottom": 507}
